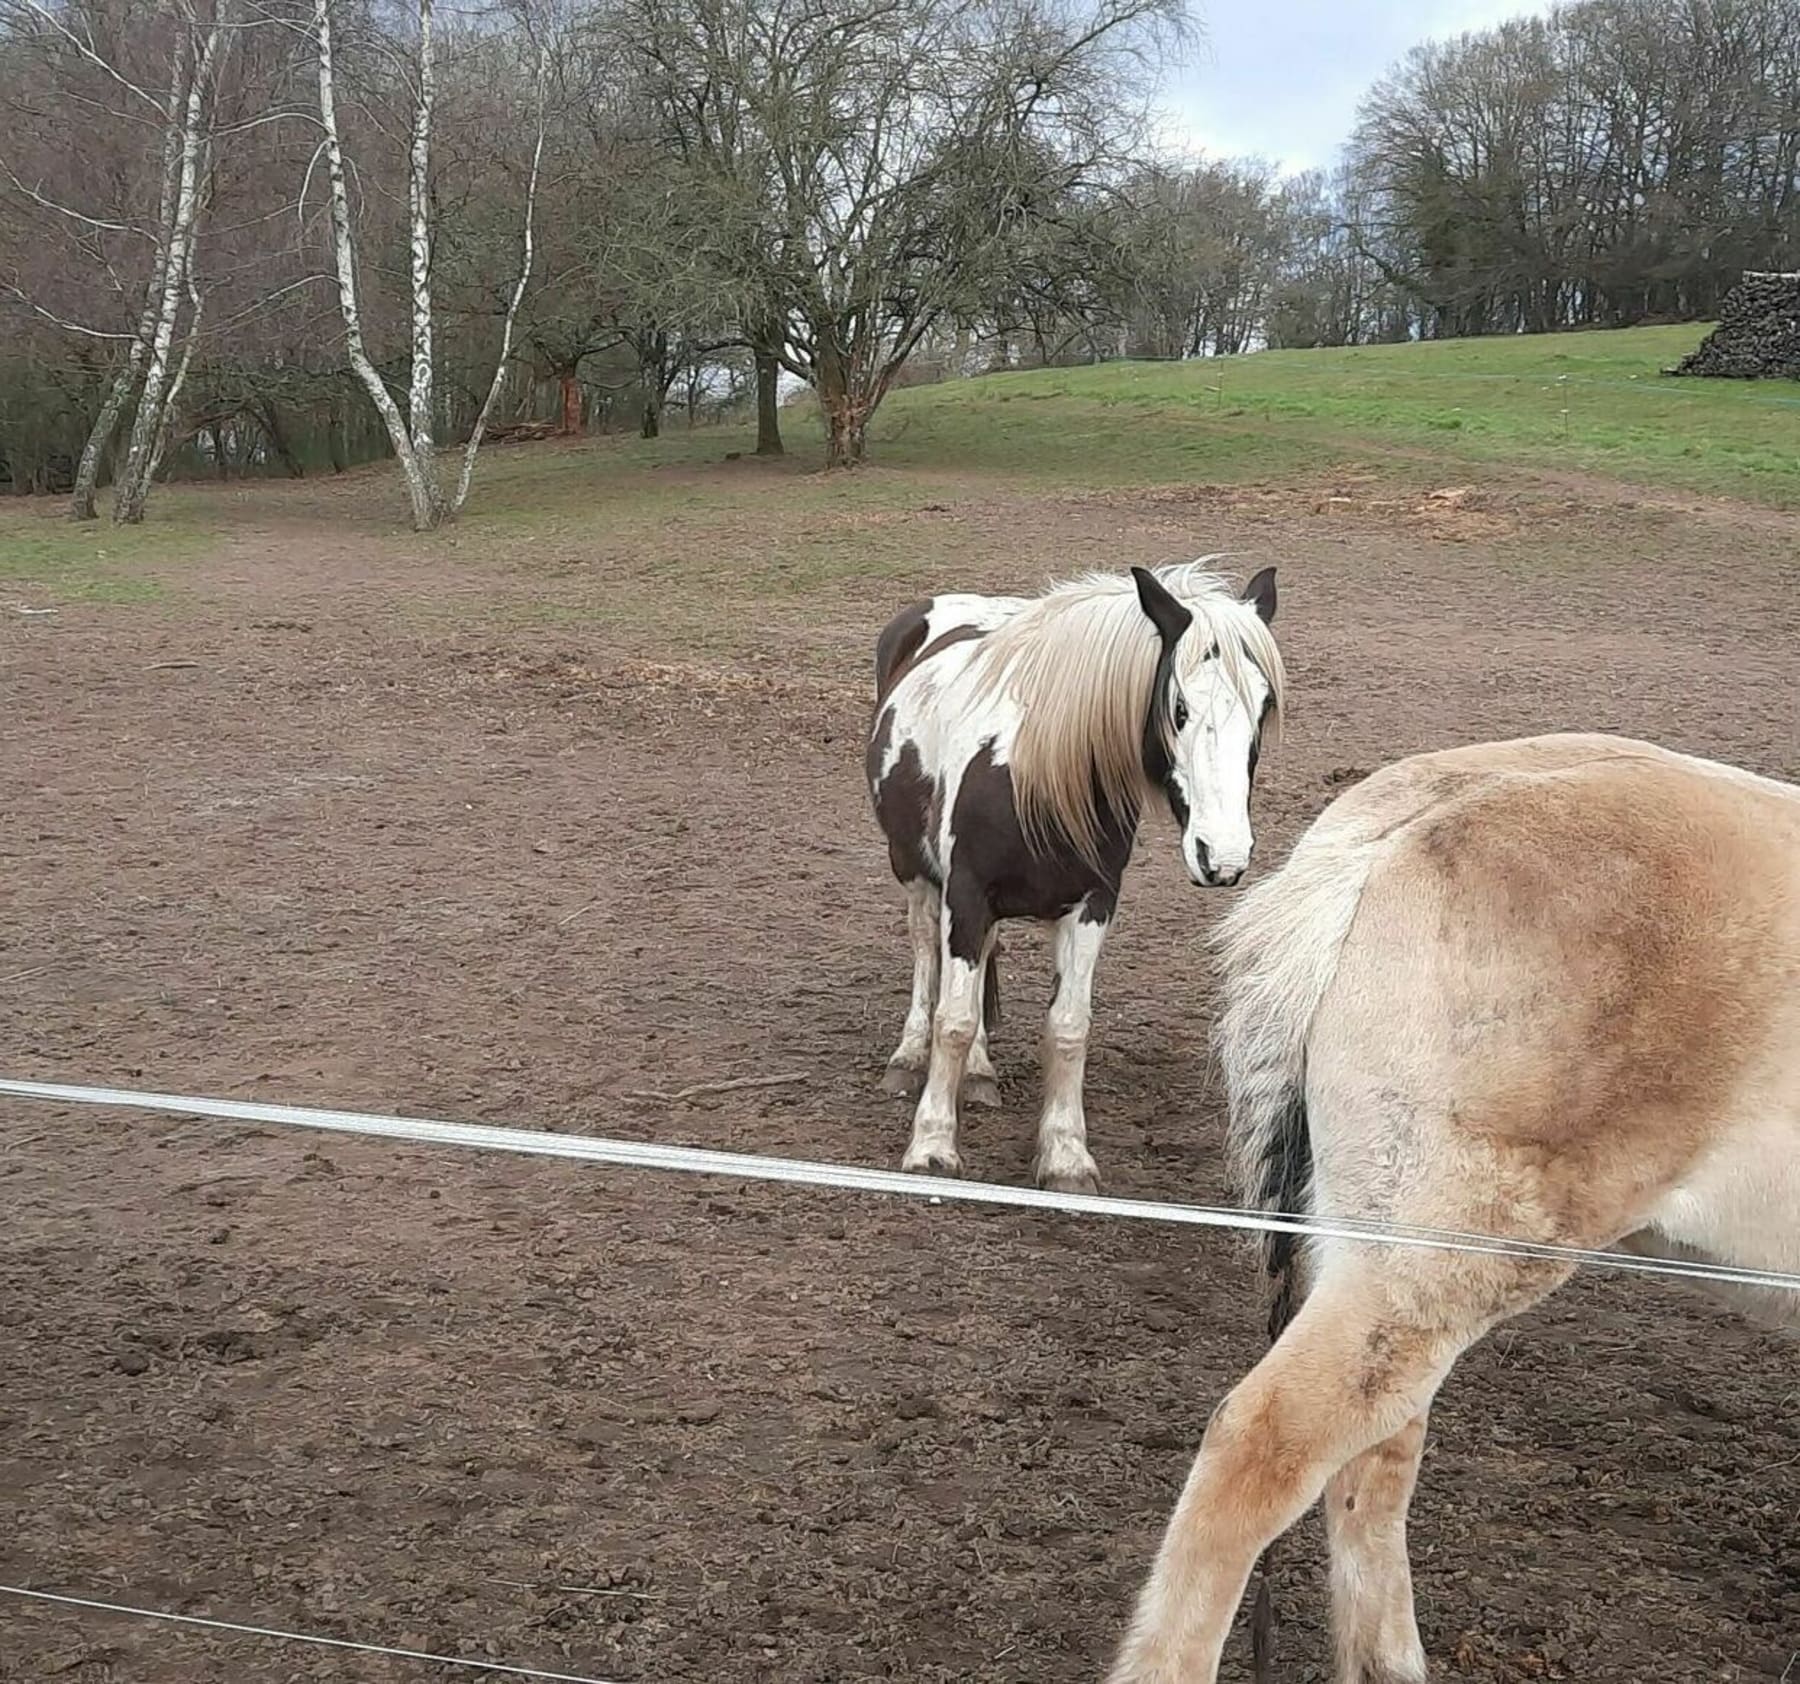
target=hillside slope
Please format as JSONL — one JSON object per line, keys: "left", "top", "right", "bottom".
{"left": 873, "top": 325, "right": 1800, "bottom": 506}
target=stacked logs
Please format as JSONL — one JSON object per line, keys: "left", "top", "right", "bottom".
{"left": 1671, "top": 272, "right": 1800, "bottom": 380}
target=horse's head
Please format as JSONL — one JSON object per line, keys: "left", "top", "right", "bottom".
{"left": 1132, "top": 564, "right": 1280, "bottom": 888}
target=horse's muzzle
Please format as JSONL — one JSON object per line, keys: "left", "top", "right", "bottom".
{"left": 1189, "top": 839, "right": 1247, "bottom": 888}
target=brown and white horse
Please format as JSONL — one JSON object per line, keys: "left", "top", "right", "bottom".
{"left": 867, "top": 563, "right": 1283, "bottom": 1191}
{"left": 1110, "top": 732, "right": 1800, "bottom": 1684}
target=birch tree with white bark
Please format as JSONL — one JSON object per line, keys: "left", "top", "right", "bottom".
{"left": 0, "top": 0, "right": 234, "bottom": 519}
{"left": 111, "top": 0, "right": 225, "bottom": 522}
{"left": 309, "top": 0, "right": 549, "bottom": 529}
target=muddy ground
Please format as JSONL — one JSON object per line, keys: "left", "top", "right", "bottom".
{"left": 1, "top": 453, "right": 1796, "bottom": 1683}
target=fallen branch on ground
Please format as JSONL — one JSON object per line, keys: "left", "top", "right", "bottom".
{"left": 623, "top": 1072, "right": 808, "bottom": 1104}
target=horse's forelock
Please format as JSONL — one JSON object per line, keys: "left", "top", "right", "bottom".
{"left": 975, "top": 565, "right": 1283, "bottom": 871}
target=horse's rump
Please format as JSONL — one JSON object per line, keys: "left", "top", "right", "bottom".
{"left": 1118, "top": 732, "right": 1799, "bottom": 1684}
{"left": 1219, "top": 732, "right": 1800, "bottom": 1296}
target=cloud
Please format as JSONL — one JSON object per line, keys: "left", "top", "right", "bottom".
{"left": 1154, "top": 0, "right": 1557, "bottom": 173}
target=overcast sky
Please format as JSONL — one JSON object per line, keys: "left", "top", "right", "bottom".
{"left": 1155, "top": 0, "right": 1556, "bottom": 174}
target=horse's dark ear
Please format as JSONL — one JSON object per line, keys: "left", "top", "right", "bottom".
{"left": 1132, "top": 566, "right": 1193, "bottom": 652}
{"left": 1242, "top": 566, "right": 1277, "bottom": 624}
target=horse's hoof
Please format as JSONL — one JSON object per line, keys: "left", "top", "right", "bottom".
{"left": 1035, "top": 1161, "right": 1101, "bottom": 1196}
{"left": 901, "top": 1143, "right": 963, "bottom": 1177}
{"left": 962, "top": 1073, "right": 1001, "bottom": 1109}
{"left": 881, "top": 1062, "right": 925, "bottom": 1099}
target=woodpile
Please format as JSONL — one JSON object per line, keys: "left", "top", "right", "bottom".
{"left": 483, "top": 418, "right": 560, "bottom": 444}
{"left": 1670, "top": 271, "right": 1800, "bottom": 380}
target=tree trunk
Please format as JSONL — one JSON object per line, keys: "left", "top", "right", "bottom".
{"left": 146, "top": 273, "right": 204, "bottom": 487}
{"left": 258, "top": 400, "right": 304, "bottom": 477}
{"left": 407, "top": 0, "right": 436, "bottom": 478}
{"left": 754, "top": 344, "right": 783, "bottom": 456}
{"left": 637, "top": 329, "right": 668, "bottom": 440}
{"left": 113, "top": 18, "right": 219, "bottom": 525}
{"left": 449, "top": 50, "right": 544, "bottom": 521}
{"left": 817, "top": 339, "right": 869, "bottom": 468}
{"left": 70, "top": 358, "right": 137, "bottom": 519}
{"left": 559, "top": 369, "right": 582, "bottom": 435}
{"left": 73, "top": 35, "right": 186, "bottom": 521}
{"left": 326, "top": 391, "right": 348, "bottom": 473}
{"left": 821, "top": 395, "right": 866, "bottom": 468}
{"left": 315, "top": 0, "right": 442, "bottom": 530}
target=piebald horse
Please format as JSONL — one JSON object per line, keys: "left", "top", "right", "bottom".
{"left": 867, "top": 563, "right": 1283, "bottom": 1190}
{"left": 1110, "top": 733, "right": 1800, "bottom": 1684}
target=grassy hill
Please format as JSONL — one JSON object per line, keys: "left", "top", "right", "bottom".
{"left": 4, "top": 323, "right": 1797, "bottom": 609}
{"left": 871, "top": 323, "right": 1800, "bottom": 507}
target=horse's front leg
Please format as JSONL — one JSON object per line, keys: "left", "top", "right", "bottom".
{"left": 882, "top": 879, "right": 941, "bottom": 1099}
{"left": 1031, "top": 901, "right": 1109, "bottom": 1193}
{"left": 901, "top": 883, "right": 993, "bottom": 1178}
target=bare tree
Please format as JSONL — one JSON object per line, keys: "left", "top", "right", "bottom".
{"left": 1348, "top": 0, "right": 1800, "bottom": 337}
{"left": 310, "top": 0, "right": 548, "bottom": 527}
{"left": 450, "top": 34, "right": 547, "bottom": 514}
{"left": 0, "top": 0, "right": 239, "bottom": 518}
{"left": 627, "top": 0, "right": 1181, "bottom": 467}
{"left": 112, "top": 1, "right": 226, "bottom": 523}
{"left": 312, "top": 0, "right": 440, "bottom": 523}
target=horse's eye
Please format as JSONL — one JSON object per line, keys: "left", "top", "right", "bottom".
{"left": 1172, "top": 697, "right": 1189, "bottom": 731}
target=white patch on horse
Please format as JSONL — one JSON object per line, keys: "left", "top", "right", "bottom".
{"left": 867, "top": 562, "right": 1286, "bottom": 1190}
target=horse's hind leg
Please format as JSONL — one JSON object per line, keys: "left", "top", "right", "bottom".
{"left": 882, "top": 880, "right": 941, "bottom": 1099}
{"left": 1108, "top": 1251, "right": 1569, "bottom": 1684}
{"left": 1325, "top": 1410, "right": 1431, "bottom": 1683}
{"left": 963, "top": 943, "right": 1001, "bottom": 1109}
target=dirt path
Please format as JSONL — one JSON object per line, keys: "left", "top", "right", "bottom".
{"left": 1, "top": 459, "right": 1795, "bottom": 1682}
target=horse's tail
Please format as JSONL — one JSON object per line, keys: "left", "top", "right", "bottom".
{"left": 1213, "top": 816, "right": 1380, "bottom": 1681}
{"left": 983, "top": 942, "right": 1001, "bottom": 1034}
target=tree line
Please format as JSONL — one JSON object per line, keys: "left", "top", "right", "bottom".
{"left": 2, "top": 0, "right": 1796, "bottom": 519}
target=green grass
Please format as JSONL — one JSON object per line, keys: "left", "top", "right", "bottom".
{"left": 4, "top": 324, "right": 1787, "bottom": 626}
{"left": 872, "top": 324, "right": 1800, "bottom": 506}
{"left": 0, "top": 504, "right": 219, "bottom": 603}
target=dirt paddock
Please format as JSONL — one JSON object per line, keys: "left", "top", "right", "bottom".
{"left": 1, "top": 453, "right": 1796, "bottom": 1682}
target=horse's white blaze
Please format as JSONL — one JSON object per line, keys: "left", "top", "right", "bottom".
{"left": 1172, "top": 656, "right": 1271, "bottom": 882}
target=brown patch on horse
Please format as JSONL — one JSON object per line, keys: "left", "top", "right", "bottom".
{"left": 1393, "top": 757, "right": 1786, "bottom": 1240}
{"left": 878, "top": 622, "right": 987, "bottom": 707}
{"left": 873, "top": 734, "right": 939, "bottom": 887}
{"left": 943, "top": 745, "right": 1134, "bottom": 963}
{"left": 874, "top": 601, "right": 929, "bottom": 698}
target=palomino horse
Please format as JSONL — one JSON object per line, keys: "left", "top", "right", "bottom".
{"left": 1110, "top": 733, "right": 1800, "bottom": 1684}
{"left": 867, "top": 563, "right": 1283, "bottom": 1191}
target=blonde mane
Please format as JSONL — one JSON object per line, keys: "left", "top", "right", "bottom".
{"left": 973, "top": 561, "right": 1286, "bottom": 868}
